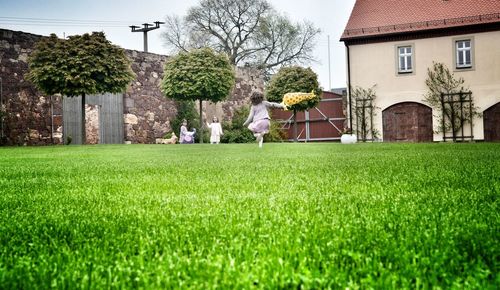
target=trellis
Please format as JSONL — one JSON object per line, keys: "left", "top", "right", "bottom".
{"left": 354, "top": 98, "right": 375, "bottom": 142}
{"left": 440, "top": 91, "right": 473, "bottom": 141}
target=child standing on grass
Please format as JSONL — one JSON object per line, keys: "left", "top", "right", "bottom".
{"left": 243, "top": 92, "right": 286, "bottom": 148}
{"left": 206, "top": 116, "right": 223, "bottom": 144}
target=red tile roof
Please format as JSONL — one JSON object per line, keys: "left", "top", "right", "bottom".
{"left": 341, "top": 0, "right": 500, "bottom": 40}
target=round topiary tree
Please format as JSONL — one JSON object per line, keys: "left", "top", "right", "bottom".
{"left": 161, "top": 47, "right": 235, "bottom": 143}
{"left": 27, "top": 32, "right": 135, "bottom": 144}
{"left": 266, "top": 66, "right": 321, "bottom": 141}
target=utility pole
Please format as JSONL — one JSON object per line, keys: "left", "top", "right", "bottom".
{"left": 327, "top": 35, "right": 331, "bottom": 91}
{"left": 129, "top": 21, "right": 164, "bottom": 52}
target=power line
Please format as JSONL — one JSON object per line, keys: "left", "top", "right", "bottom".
{"left": 0, "top": 22, "right": 127, "bottom": 28}
{"left": 0, "top": 16, "right": 142, "bottom": 24}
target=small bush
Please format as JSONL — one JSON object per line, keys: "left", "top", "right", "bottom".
{"left": 171, "top": 100, "right": 205, "bottom": 143}
{"left": 265, "top": 117, "right": 286, "bottom": 142}
{"left": 221, "top": 106, "right": 254, "bottom": 143}
{"left": 221, "top": 106, "right": 285, "bottom": 143}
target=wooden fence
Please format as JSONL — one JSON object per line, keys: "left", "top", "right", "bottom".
{"left": 271, "top": 91, "right": 346, "bottom": 141}
{"left": 62, "top": 93, "right": 124, "bottom": 144}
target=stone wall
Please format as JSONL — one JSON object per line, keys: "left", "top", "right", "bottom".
{"left": 204, "top": 67, "right": 265, "bottom": 123}
{"left": 85, "top": 104, "right": 99, "bottom": 144}
{"left": 122, "top": 52, "right": 263, "bottom": 144}
{"left": 123, "top": 50, "right": 176, "bottom": 144}
{"left": 0, "top": 28, "right": 263, "bottom": 145}
{"left": 0, "top": 29, "right": 63, "bottom": 145}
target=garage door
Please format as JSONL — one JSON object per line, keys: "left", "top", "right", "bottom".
{"left": 484, "top": 102, "right": 500, "bottom": 141}
{"left": 383, "top": 102, "right": 433, "bottom": 142}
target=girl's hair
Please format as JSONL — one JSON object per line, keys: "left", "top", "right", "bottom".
{"left": 250, "top": 92, "right": 264, "bottom": 105}
{"left": 212, "top": 116, "right": 219, "bottom": 123}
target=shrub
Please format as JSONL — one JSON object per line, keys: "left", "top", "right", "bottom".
{"left": 171, "top": 100, "right": 209, "bottom": 143}
{"left": 221, "top": 106, "right": 254, "bottom": 143}
{"left": 264, "top": 118, "right": 286, "bottom": 142}
{"left": 221, "top": 106, "right": 284, "bottom": 143}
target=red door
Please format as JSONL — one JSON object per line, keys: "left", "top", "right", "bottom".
{"left": 383, "top": 102, "right": 433, "bottom": 142}
{"left": 484, "top": 102, "right": 500, "bottom": 141}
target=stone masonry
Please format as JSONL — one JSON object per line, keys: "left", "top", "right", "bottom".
{"left": 0, "top": 29, "right": 63, "bottom": 145}
{"left": 123, "top": 50, "right": 176, "bottom": 144}
{"left": 0, "top": 28, "right": 263, "bottom": 145}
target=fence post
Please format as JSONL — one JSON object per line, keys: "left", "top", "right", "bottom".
{"left": 440, "top": 93, "right": 445, "bottom": 141}
{"left": 460, "top": 92, "right": 464, "bottom": 141}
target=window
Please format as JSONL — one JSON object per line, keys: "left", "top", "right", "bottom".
{"left": 398, "top": 46, "right": 413, "bottom": 73}
{"left": 456, "top": 40, "right": 472, "bottom": 68}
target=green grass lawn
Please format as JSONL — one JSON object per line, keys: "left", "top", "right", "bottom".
{"left": 0, "top": 143, "right": 498, "bottom": 289}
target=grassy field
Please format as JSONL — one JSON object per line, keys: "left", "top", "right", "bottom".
{"left": 0, "top": 143, "right": 498, "bottom": 289}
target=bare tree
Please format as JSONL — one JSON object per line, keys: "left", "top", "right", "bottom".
{"left": 161, "top": 0, "right": 320, "bottom": 73}
{"left": 253, "top": 15, "right": 318, "bottom": 71}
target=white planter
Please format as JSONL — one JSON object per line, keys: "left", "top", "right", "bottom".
{"left": 341, "top": 134, "right": 357, "bottom": 144}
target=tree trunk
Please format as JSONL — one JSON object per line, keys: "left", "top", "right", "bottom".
{"left": 81, "top": 93, "right": 86, "bottom": 145}
{"left": 199, "top": 99, "right": 203, "bottom": 144}
{"left": 293, "top": 108, "right": 298, "bottom": 142}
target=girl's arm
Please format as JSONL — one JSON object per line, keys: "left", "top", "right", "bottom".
{"left": 263, "top": 101, "right": 285, "bottom": 109}
{"left": 243, "top": 106, "right": 255, "bottom": 126}
{"left": 206, "top": 122, "right": 211, "bottom": 128}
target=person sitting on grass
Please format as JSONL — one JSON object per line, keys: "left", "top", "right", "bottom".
{"left": 179, "top": 119, "right": 196, "bottom": 144}
{"left": 243, "top": 92, "right": 286, "bottom": 148}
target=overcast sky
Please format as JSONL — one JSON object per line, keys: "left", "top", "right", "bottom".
{"left": 0, "top": 0, "right": 355, "bottom": 89}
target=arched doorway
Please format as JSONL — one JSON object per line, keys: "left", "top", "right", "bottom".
{"left": 484, "top": 102, "right": 500, "bottom": 141}
{"left": 383, "top": 102, "right": 433, "bottom": 142}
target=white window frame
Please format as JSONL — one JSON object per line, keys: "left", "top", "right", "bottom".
{"left": 453, "top": 36, "right": 475, "bottom": 71}
{"left": 455, "top": 39, "right": 472, "bottom": 69}
{"left": 397, "top": 45, "right": 413, "bottom": 74}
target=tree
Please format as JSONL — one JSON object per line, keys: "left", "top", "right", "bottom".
{"left": 162, "top": 0, "right": 320, "bottom": 75}
{"left": 27, "top": 32, "right": 135, "bottom": 144}
{"left": 161, "top": 47, "right": 235, "bottom": 143}
{"left": 424, "top": 62, "right": 480, "bottom": 139}
{"left": 266, "top": 66, "right": 321, "bottom": 141}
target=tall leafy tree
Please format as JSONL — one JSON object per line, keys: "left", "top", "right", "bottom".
{"left": 266, "top": 66, "right": 321, "bottom": 141}
{"left": 162, "top": 0, "right": 320, "bottom": 75}
{"left": 161, "top": 47, "right": 235, "bottom": 143}
{"left": 27, "top": 32, "right": 135, "bottom": 144}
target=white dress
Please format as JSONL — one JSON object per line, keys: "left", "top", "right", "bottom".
{"left": 207, "top": 122, "right": 223, "bottom": 143}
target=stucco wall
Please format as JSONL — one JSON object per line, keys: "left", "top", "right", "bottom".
{"left": 348, "top": 30, "right": 500, "bottom": 141}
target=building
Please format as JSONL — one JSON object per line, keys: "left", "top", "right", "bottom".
{"left": 340, "top": 0, "right": 500, "bottom": 142}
